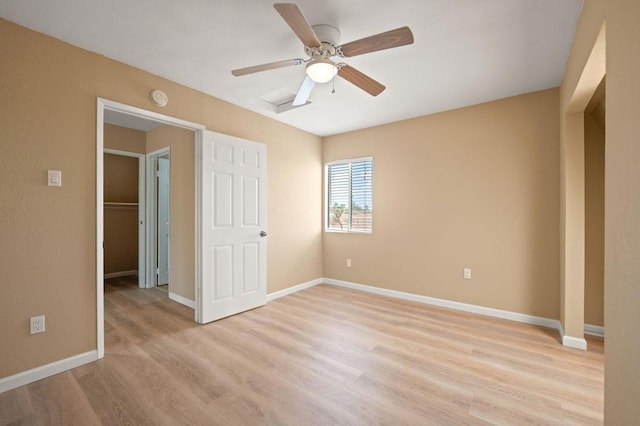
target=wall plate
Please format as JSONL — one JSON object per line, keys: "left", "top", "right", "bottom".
{"left": 48, "top": 170, "right": 62, "bottom": 187}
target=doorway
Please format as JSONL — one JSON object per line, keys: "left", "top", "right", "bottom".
{"left": 559, "top": 22, "right": 605, "bottom": 349}
{"left": 96, "top": 98, "right": 269, "bottom": 360}
{"left": 147, "top": 149, "right": 171, "bottom": 290}
{"left": 97, "top": 98, "right": 205, "bottom": 359}
{"left": 584, "top": 77, "right": 605, "bottom": 338}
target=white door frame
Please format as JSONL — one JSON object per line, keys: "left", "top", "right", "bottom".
{"left": 146, "top": 148, "right": 171, "bottom": 289}
{"left": 103, "top": 148, "right": 146, "bottom": 288}
{"left": 97, "top": 98, "right": 205, "bottom": 359}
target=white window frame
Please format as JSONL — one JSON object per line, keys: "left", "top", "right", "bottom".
{"left": 324, "top": 156, "right": 373, "bottom": 233}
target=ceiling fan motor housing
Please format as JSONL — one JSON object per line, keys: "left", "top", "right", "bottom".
{"left": 305, "top": 24, "right": 341, "bottom": 59}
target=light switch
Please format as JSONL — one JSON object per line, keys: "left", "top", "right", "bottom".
{"left": 463, "top": 268, "right": 472, "bottom": 280}
{"left": 48, "top": 170, "right": 62, "bottom": 187}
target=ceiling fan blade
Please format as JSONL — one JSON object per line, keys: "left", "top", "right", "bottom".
{"left": 338, "top": 65, "right": 385, "bottom": 96}
{"left": 292, "top": 76, "right": 315, "bottom": 106}
{"left": 338, "top": 26, "right": 414, "bottom": 57}
{"left": 274, "top": 3, "right": 321, "bottom": 48}
{"left": 231, "top": 58, "right": 304, "bottom": 76}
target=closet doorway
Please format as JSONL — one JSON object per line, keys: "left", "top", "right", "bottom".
{"left": 103, "top": 147, "right": 146, "bottom": 288}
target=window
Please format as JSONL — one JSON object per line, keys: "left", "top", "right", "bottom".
{"left": 325, "top": 157, "right": 373, "bottom": 233}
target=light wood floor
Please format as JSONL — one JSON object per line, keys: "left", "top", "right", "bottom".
{"left": 1, "top": 276, "right": 604, "bottom": 425}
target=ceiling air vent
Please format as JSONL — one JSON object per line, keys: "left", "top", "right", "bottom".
{"left": 260, "top": 88, "right": 311, "bottom": 114}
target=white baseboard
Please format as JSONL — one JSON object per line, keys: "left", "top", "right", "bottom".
{"left": 1, "top": 277, "right": 596, "bottom": 395}
{"left": 267, "top": 278, "right": 324, "bottom": 301}
{"left": 557, "top": 323, "right": 588, "bottom": 350}
{"left": 584, "top": 323, "right": 605, "bottom": 337}
{"left": 104, "top": 270, "right": 138, "bottom": 279}
{"left": 169, "top": 292, "right": 195, "bottom": 309}
{"left": 324, "top": 277, "right": 563, "bottom": 331}
{"left": 562, "top": 335, "right": 588, "bottom": 350}
{"left": 267, "top": 277, "right": 590, "bottom": 351}
{"left": 0, "top": 350, "right": 98, "bottom": 394}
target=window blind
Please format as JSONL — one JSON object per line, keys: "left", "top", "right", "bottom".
{"left": 326, "top": 158, "right": 373, "bottom": 232}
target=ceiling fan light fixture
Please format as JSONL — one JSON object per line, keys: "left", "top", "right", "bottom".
{"left": 305, "top": 58, "right": 337, "bottom": 83}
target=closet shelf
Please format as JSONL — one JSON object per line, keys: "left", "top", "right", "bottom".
{"left": 104, "top": 202, "right": 138, "bottom": 209}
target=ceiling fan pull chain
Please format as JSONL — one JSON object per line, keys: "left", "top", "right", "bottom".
{"left": 332, "top": 75, "right": 336, "bottom": 94}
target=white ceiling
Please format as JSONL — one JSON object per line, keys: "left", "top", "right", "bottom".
{"left": 0, "top": 0, "right": 582, "bottom": 137}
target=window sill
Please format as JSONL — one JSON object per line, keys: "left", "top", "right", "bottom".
{"left": 324, "top": 229, "right": 372, "bottom": 234}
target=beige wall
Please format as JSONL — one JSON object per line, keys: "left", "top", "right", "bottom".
{"left": 558, "top": 0, "right": 606, "bottom": 340}
{"left": 104, "top": 124, "right": 146, "bottom": 154}
{"left": 146, "top": 125, "right": 195, "bottom": 301}
{"left": 584, "top": 108, "right": 604, "bottom": 327}
{"left": 103, "top": 153, "right": 139, "bottom": 274}
{"left": 560, "top": 0, "right": 640, "bottom": 420}
{"left": 0, "top": 18, "right": 322, "bottom": 378}
{"left": 103, "top": 154, "right": 139, "bottom": 203}
{"left": 324, "top": 89, "right": 560, "bottom": 319}
{"left": 605, "top": 0, "right": 640, "bottom": 421}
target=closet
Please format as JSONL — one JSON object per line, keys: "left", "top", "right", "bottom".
{"left": 104, "top": 153, "right": 139, "bottom": 277}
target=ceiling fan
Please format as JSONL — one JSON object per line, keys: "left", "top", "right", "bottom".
{"left": 231, "top": 3, "right": 414, "bottom": 106}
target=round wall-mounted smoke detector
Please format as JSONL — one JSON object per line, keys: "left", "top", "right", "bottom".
{"left": 149, "top": 89, "right": 168, "bottom": 107}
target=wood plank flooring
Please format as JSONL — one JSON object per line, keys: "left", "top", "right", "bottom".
{"left": 1, "top": 276, "right": 604, "bottom": 425}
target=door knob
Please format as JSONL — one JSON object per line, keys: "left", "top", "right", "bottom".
{"left": 260, "top": 231, "right": 267, "bottom": 237}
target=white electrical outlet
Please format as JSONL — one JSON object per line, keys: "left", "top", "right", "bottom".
{"left": 30, "top": 315, "right": 45, "bottom": 335}
{"left": 463, "top": 268, "right": 472, "bottom": 280}
{"left": 346, "top": 258, "right": 352, "bottom": 268}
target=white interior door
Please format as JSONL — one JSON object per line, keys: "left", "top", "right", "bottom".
{"left": 199, "top": 130, "right": 267, "bottom": 323}
{"left": 157, "top": 157, "right": 170, "bottom": 285}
